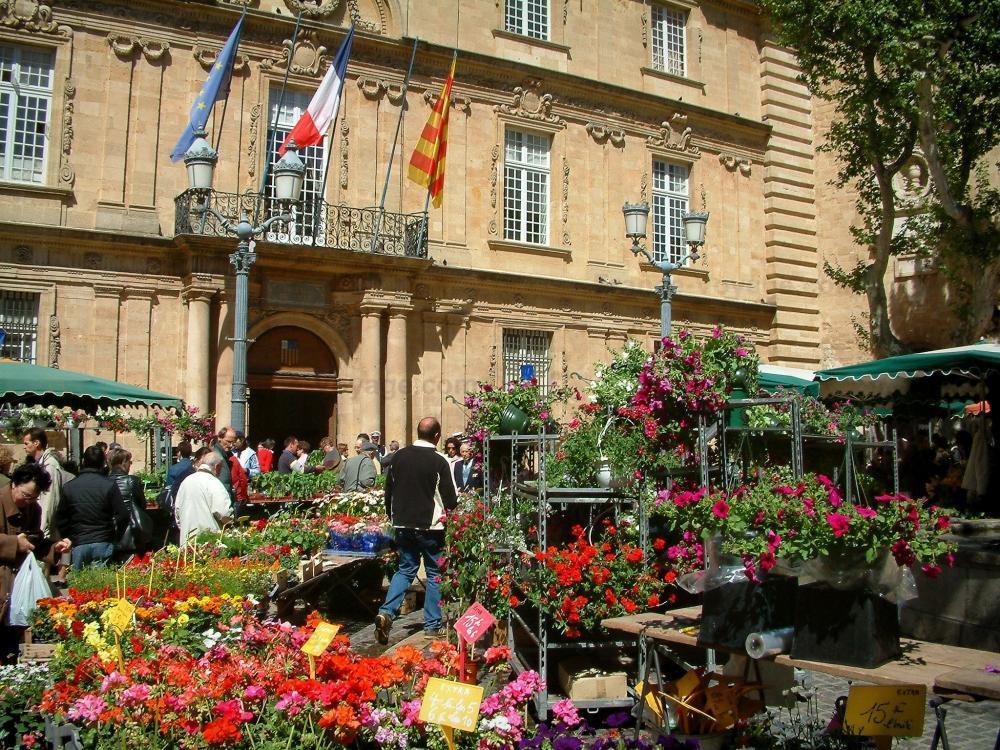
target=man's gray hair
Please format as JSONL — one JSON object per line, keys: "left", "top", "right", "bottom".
{"left": 200, "top": 452, "right": 224, "bottom": 471}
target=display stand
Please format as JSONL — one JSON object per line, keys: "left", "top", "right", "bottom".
{"left": 485, "top": 432, "right": 647, "bottom": 719}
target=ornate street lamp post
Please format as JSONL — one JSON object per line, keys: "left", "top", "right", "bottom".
{"left": 183, "top": 130, "right": 306, "bottom": 433}
{"left": 622, "top": 201, "right": 709, "bottom": 338}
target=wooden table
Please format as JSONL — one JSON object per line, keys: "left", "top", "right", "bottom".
{"left": 273, "top": 553, "right": 384, "bottom": 621}
{"left": 602, "top": 606, "right": 1000, "bottom": 698}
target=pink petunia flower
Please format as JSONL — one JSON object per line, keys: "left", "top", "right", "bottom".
{"left": 826, "top": 512, "right": 851, "bottom": 538}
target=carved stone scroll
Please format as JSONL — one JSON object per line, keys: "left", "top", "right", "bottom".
{"left": 48, "top": 315, "right": 60, "bottom": 368}
{"left": 646, "top": 112, "right": 700, "bottom": 156}
{"left": 339, "top": 117, "right": 350, "bottom": 189}
{"left": 247, "top": 103, "right": 261, "bottom": 178}
{"left": 261, "top": 30, "right": 329, "bottom": 77}
{"left": 561, "top": 156, "right": 571, "bottom": 246}
{"left": 496, "top": 80, "right": 564, "bottom": 128}
{"left": 719, "top": 152, "right": 752, "bottom": 176}
{"left": 59, "top": 78, "right": 75, "bottom": 187}
{"left": 585, "top": 121, "right": 625, "bottom": 147}
{"left": 194, "top": 47, "right": 248, "bottom": 74}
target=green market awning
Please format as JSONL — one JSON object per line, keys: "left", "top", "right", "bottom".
{"left": 0, "top": 361, "right": 183, "bottom": 410}
{"left": 814, "top": 343, "right": 1000, "bottom": 406}
{"left": 758, "top": 364, "right": 819, "bottom": 396}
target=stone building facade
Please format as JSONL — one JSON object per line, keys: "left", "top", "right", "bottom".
{"left": 0, "top": 0, "right": 862, "bottom": 446}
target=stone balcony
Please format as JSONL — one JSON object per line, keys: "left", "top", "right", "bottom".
{"left": 173, "top": 189, "right": 429, "bottom": 258}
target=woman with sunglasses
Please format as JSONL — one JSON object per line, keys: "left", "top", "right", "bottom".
{"left": 0, "top": 463, "right": 72, "bottom": 663}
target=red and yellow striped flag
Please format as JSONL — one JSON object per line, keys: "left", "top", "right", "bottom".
{"left": 407, "top": 56, "right": 456, "bottom": 208}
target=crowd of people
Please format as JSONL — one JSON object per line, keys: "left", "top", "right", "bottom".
{"left": 0, "top": 417, "right": 489, "bottom": 662}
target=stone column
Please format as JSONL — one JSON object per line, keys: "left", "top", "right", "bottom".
{"left": 182, "top": 287, "right": 213, "bottom": 413}
{"left": 92, "top": 286, "right": 122, "bottom": 381}
{"left": 357, "top": 303, "right": 385, "bottom": 438}
{"left": 385, "top": 304, "right": 412, "bottom": 444}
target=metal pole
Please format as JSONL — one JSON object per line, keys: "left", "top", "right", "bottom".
{"left": 371, "top": 37, "right": 420, "bottom": 252}
{"left": 659, "top": 271, "right": 676, "bottom": 338}
{"left": 229, "top": 222, "right": 256, "bottom": 433}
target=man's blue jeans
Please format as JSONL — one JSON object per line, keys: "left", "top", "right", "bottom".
{"left": 379, "top": 528, "right": 444, "bottom": 632}
{"left": 71, "top": 542, "right": 115, "bottom": 569}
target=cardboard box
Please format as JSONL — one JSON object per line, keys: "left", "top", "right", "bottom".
{"left": 557, "top": 656, "right": 628, "bottom": 700}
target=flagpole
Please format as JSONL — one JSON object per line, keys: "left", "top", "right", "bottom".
{"left": 309, "top": 84, "right": 344, "bottom": 247}
{"left": 414, "top": 50, "right": 456, "bottom": 257}
{"left": 255, "top": 10, "right": 303, "bottom": 223}
{"left": 370, "top": 37, "right": 419, "bottom": 254}
{"left": 211, "top": 3, "right": 249, "bottom": 158}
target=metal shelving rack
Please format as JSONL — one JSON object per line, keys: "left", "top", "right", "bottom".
{"left": 484, "top": 431, "right": 647, "bottom": 719}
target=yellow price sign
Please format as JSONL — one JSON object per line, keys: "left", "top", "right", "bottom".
{"left": 300, "top": 622, "right": 341, "bottom": 657}
{"left": 105, "top": 599, "right": 136, "bottom": 636}
{"left": 418, "top": 677, "right": 484, "bottom": 733}
{"left": 845, "top": 684, "right": 926, "bottom": 737}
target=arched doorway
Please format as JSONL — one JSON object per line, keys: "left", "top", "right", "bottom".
{"left": 247, "top": 326, "right": 339, "bottom": 447}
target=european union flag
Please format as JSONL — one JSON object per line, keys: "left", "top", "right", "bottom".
{"left": 170, "top": 16, "right": 245, "bottom": 161}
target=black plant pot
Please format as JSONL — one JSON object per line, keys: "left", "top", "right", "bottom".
{"left": 698, "top": 575, "right": 798, "bottom": 651}
{"left": 791, "top": 584, "right": 900, "bottom": 668}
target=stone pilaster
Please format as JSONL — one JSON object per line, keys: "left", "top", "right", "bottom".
{"left": 385, "top": 302, "right": 412, "bottom": 445}
{"left": 357, "top": 300, "right": 385, "bottom": 438}
{"left": 92, "top": 285, "right": 122, "bottom": 381}
{"left": 182, "top": 286, "right": 214, "bottom": 413}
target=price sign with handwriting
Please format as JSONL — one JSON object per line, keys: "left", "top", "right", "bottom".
{"left": 301, "top": 622, "right": 341, "bottom": 657}
{"left": 105, "top": 599, "right": 136, "bottom": 636}
{"left": 454, "top": 602, "right": 495, "bottom": 644}
{"left": 845, "top": 684, "right": 926, "bottom": 737}
{"left": 418, "top": 677, "right": 484, "bottom": 732}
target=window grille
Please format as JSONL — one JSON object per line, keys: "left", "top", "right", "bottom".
{"left": 0, "top": 44, "right": 54, "bottom": 184}
{"left": 503, "top": 129, "right": 550, "bottom": 245}
{"left": 651, "top": 6, "right": 687, "bottom": 77}
{"left": 502, "top": 328, "right": 552, "bottom": 392}
{"left": 265, "top": 88, "right": 326, "bottom": 243}
{"left": 652, "top": 160, "right": 689, "bottom": 265}
{"left": 0, "top": 290, "right": 39, "bottom": 363}
{"left": 505, "top": 0, "right": 549, "bottom": 40}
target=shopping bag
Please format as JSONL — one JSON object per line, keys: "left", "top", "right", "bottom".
{"left": 8, "top": 553, "right": 52, "bottom": 627}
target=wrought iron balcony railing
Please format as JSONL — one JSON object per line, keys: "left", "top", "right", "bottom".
{"left": 174, "top": 189, "right": 429, "bottom": 258}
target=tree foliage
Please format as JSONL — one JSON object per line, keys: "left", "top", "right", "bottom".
{"left": 760, "top": 0, "right": 1000, "bottom": 356}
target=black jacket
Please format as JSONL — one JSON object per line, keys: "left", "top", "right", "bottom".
{"left": 55, "top": 469, "right": 130, "bottom": 546}
{"left": 384, "top": 443, "right": 458, "bottom": 530}
{"left": 453, "top": 460, "right": 483, "bottom": 491}
{"left": 110, "top": 470, "right": 144, "bottom": 509}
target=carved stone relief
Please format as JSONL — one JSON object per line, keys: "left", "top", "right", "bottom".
{"left": 83, "top": 252, "right": 101, "bottom": 270}
{"left": 496, "top": 80, "right": 564, "bottom": 128}
{"left": 339, "top": 117, "right": 350, "bottom": 189}
{"left": 284, "top": 0, "right": 342, "bottom": 16}
{"left": 893, "top": 154, "right": 932, "bottom": 203}
{"left": 146, "top": 258, "right": 162, "bottom": 274}
{"left": 261, "top": 30, "right": 329, "bottom": 77}
{"left": 0, "top": 0, "right": 62, "bottom": 34}
{"left": 488, "top": 345, "right": 497, "bottom": 383}
{"left": 641, "top": 9, "right": 648, "bottom": 47}
{"left": 346, "top": 0, "right": 384, "bottom": 34}
{"left": 488, "top": 144, "right": 499, "bottom": 235}
{"left": 194, "top": 47, "right": 249, "bottom": 74}
{"left": 585, "top": 121, "right": 625, "bottom": 148}
{"left": 640, "top": 172, "right": 648, "bottom": 202}
{"left": 561, "top": 157, "right": 571, "bottom": 247}
{"left": 357, "top": 77, "right": 390, "bottom": 100}
{"left": 59, "top": 78, "right": 75, "bottom": 187}
{"left": 719, "top": 152, "right": 751, "bottom": 176}
{"left": 422, "top": 89, "right": 471, "bottom": 113}
{"left": 247, "top": 103, "right": 261, "bottom": 178}
{"left": 14, "top": 246, "right": 32, "bottom": 264}
{"left": 107, "top": 34, "right": 171, "bottom": 63}
{"left": 646, "top": 113, "right": 700, "bottom": 156}
{"left": 48, "top": 315, "right": 60, "bottom": 368}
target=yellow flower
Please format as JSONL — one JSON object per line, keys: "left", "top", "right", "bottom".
{"left": 177, "top": 613, "right": 190, "bottom": 626}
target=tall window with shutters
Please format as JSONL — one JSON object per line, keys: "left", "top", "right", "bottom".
{"left": 503, "top": 128, "right": 550, "bottom": 245}
{"left": 265, "top": 87, "right": 327, "bottom": 243}
{"left": 0, "top": 290, "right": 40, "bottom": 363}
{"left": 505, "top": 0, "right": 549, "bottom": 40}
{"left": 0, "top": 44, "right": 54, "bottom": 185}
{"left": 652, "top": 159, "right": 690, "bottom": 265}
{"left": 651, "top": 5, "right": 687, "bottom": 78}
{"left": 502, "top": 328, "right": 552, "bottom": 392}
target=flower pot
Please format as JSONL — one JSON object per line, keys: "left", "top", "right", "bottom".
{"left": 791, "top": 584, "right": 900, "bottom": 668}
{"left": 498, "top": 404, "right": 531, "bottom": 435}
{"left": 595, "top": 457, "right": 617, "bottom": 488}
{"left": 698, "top": 575, "right": 798, "bottom": 652}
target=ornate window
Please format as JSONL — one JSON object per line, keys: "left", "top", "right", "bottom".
{"left": 264, "top": 87, "right": 328, "bottom": 243}
{"left": 505, "top": 0, "right": 549, "bottom": 41}
{"left": 652, "top": 159, "right": 689, "bottom": 265}
{"left": 0, "top": 44, "right": 54, "bottom": 185}
{"left": 502, "top": 328, "right": 552, "bottom": 391}
{"left": 651, "top": 5, "right": 687, "bottom": 78}
{"left": 504, "top": 128, "right": 550, "bottom": 245}
{"left": 0, "top": 290, "right": 40, "bottom": 363}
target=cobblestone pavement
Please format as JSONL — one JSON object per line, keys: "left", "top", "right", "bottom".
{"left": 808, "top": 670, "right": 1000, "bottom": 750}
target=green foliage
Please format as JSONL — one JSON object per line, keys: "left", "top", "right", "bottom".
{"left": 250, "top": 469, "right": 338, "bottom": 499}
{"left": 761, "top": 0, "right": 1000, "bottom": 352}
{"left": 0, "top": 662, "right": 49, "bottom": 747}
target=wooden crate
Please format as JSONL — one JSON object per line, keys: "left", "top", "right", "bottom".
{"left": 19, "top": 642, "right": 57, "bottom": 663}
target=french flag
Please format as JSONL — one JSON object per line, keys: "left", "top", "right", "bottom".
{"left": 280, "top": 26, "right": 354, "bottom": 155}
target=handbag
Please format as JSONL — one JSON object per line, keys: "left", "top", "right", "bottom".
{"left": 9, "top": 553, "right": 52, "bottom": 626}
{"left": 117, "top": 500, "right": 154, "bottom": 552}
